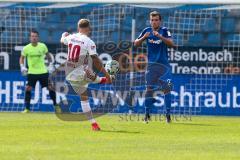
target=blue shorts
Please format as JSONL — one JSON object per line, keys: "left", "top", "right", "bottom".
{"left": 145, "top": 63, "right": 172, "bottom": 90}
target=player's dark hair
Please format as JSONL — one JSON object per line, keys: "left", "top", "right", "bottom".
{"left": 150, "top": 11, "right": 162, "bottom": 21}
{"left": 30, "top": 29, "right": 39, "bottom": 36}
{"left": 78, "top": 19, "right": 90, "bottom": 28}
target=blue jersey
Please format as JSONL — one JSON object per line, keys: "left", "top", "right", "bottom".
{"left": 138, "top": 27, "right": 172, "bottom": 65}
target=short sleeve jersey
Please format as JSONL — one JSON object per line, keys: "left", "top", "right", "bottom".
{"left": 21, "top": 42, "right": 48, "bottom": 74}
{"left": 62, "top": 33, "right": 97, "bottom": 62}
{"left": 137, "top": 27, "right": 172, "bottom": 65}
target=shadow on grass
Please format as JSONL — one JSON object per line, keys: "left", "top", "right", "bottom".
{"left": 173, "top": 122, "right": 216, "bottom": 127}
{"left": 100, "top": 129, "right": 141, "bottom": 134}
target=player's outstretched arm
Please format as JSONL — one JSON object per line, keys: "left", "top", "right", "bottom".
{"left": 91, "top": 55, "right": 112, "bottom": 84}
{"left": 60, "top": 32, "right": 70, "bottom": 45}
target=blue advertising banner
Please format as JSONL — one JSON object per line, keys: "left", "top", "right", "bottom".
{"left": 1, "top": 71, "right": 239, "bottom": 116}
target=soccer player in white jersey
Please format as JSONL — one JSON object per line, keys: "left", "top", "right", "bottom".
{"left": 60, "top": 19, "right": 112, "bottom": 131}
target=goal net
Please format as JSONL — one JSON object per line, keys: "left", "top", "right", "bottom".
{"left": 0, "top": 5, "right": 50, "bottom": 111}
{"left": 0, "top": 2, "right": 239, "bottom": 118}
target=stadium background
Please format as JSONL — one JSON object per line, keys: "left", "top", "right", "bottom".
{"left": 0, "top": 3, "right": 240, "bottom": 116}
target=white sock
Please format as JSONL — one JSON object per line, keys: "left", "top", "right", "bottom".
{"left": 81, "top": 100, "right": 96, "bottom": 123}
{"left": 81, "top": 100, "right": 91, "bottom": 112}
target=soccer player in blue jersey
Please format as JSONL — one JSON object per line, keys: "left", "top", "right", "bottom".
{"left": 134, "top": 11, "right": 175, "bottom": 123}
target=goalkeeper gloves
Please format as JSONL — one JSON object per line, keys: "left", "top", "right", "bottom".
{"left": 20, "top": 64, "right": 28, "bottom": 76}
{"left": 48, "top": 62, "right": 55, "bottom": 74}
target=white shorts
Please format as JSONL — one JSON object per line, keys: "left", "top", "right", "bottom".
{"left": 66, "top": 65, "right": 96, "bottom": 94}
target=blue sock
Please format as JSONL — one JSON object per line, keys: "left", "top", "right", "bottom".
{"left": 145, "top": 91, "right": 155, "bottom": 116}
{"left": 165, "top": 93, "right": 171, "bottom": 115}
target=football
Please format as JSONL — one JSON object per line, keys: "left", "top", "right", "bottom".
{"left": 105, "top": 60, "right": 120, "bottom": 75}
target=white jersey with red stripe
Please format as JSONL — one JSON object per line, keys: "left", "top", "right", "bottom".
{"left": 62, "top": 32, "right": 97, "bottom": 77}
{"left": 62, "top": 32, "right": 97, "bottom": 63}
{"left": 61, "top": 32, "right": 100, "bottom": 93}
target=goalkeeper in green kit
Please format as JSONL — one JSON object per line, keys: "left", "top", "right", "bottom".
{"left": 19, "top": 30, "right": 60, "bottom": 113}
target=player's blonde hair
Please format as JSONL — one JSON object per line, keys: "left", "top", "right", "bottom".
{"left": 78, "top": 19, "right": 90, "bottom": 29}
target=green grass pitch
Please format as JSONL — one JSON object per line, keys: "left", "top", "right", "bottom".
{"left": 0, "top": 112, "right": 239, "bottom": 160}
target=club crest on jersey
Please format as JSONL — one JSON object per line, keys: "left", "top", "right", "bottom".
{"left": 148, "top": 39, "right": 162, "bottom": 44}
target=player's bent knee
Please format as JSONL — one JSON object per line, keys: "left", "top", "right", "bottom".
{"left": 80, "top": 93, "right": 88, "bottom": 101}
{"left": 161, "top": 80, "right": 173, "bottom": 95}
{"left": 147, "top": 86, "right": 154, "bottom": 92}
{"left": 47, "top": 85, "right": 55, "bottom": 91}
{"left": 25, "top": 86, "right": 32, "bottom": 91}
